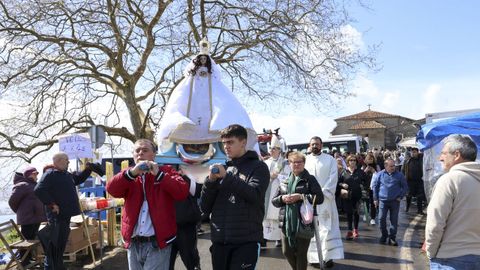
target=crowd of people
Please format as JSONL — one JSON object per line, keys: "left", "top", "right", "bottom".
{"left": 6, "top": 128, "right": 480, "bottom": 270}
{"left": 5, "top": 31, "right": 480, "bottom": 270}
{"left": 265, "top": 134, "right": 480, "bottom": 270}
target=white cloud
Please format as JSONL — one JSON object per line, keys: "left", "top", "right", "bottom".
{"left": 352, "top": 74, "right": 380, "bottom": 98}
{"left": 341, "top": 24, "right": 365, "bottom": 51}
{"left": 381, "top": 91, "right": 400, "bottom": 110}
{"left": 422, "top": 84, "right": 442, "bottom": 116}
{"left": 330, "top": 75, "right": 385, "bottom": 117}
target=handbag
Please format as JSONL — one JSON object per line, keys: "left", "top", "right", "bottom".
{"left": 296, "top": 222, "right": 315, "bottom": 239}
{"left": 300, "top": 194, "right": 314, "bottom": 225}
{"left": 296, "top": 194, "right": 316, "bottom": 239}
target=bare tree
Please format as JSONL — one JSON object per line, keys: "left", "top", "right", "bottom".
{"left": 0, "top": 0, "right": 377, "bottom": 162}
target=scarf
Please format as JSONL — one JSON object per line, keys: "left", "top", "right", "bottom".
{"left": 285, "top": 173, "right": 301, "bottom": 247}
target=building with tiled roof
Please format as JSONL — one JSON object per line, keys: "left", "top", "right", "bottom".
{"left": 331, "top": 107, "right": 425, "bottom": 150}
{"left": 349, "top": 120, "right": 386, "bottom": 130}
{"left": 336, "top": 110, "right": 401, "bottom": 120}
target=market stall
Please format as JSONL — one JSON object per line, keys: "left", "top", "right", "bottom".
{"left": 416, "top": 111, "right": 480, "bottom": 201}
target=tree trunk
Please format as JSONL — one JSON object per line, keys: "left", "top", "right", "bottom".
{"left": 123, "top": 85, "right": 154, "bottom": 141}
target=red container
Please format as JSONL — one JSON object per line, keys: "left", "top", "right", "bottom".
{"left": 96, "top": 199, "right": 108, "bottom": 209}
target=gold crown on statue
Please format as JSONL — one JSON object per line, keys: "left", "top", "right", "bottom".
{"left": 198, "top": 37, "right": 211, "bottom": 55}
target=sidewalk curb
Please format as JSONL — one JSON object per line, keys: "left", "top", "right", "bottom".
{"left": 400, "top": 214, "right": 424, "bottom": 270}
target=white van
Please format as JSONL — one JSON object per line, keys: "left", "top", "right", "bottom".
{"left": 288, "top": 134, "right": 367, "bottom": 154}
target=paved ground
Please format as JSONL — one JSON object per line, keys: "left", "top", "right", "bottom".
{"left": 67, "top": 200, "right": 429, "bottom": 270}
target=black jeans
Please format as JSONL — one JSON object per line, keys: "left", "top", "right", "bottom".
{"left": 281, "top": 233, "right": 311, "bottom": 270}
{"left": 169, "top": 222, "right": 201, "bottom": 270}
{"left": 343, "top": 197, "right": 360, "bottom": 231}
{"left": 44, "top": 216, "right": 71, "bottom": 270}
{"left": 19, "top": 223, "right": 40, "bottom": 262}
{"left": 368, "top": 190, "right": 376, "bottom": 219}
{"left": 210, "top": 241, "right": 260, "bottom": 270}
{"left": 406, "top": 180, "right": 426, "bottom": 212}
{"left": 21, "top": 223, "right": 41, "bottom": 240}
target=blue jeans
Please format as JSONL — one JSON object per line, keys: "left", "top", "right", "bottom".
{"left": 430, "top": 254, "right": 480, "bottom": 269}
{"left": 127, "top": 240, "right": 172, "bottom": 270}
{"left": 379, "top": 200, "right": 400, "bottom": 239}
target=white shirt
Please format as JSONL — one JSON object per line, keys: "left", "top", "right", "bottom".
{"left": 133, "top": 175, "right": 155, "bottom": 237}
{"left": 186, "top": 173, "right": 198, "bottom": 196}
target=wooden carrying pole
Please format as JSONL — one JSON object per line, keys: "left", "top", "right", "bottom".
{"left": 106, "top": 160, "right": 130, "bottom": 246}
{"left": 105, "top": 162, "right": 116, "bottom": 246}
{"left": 77, "top": 187, "right": 97, "bottom": 266}
{"left": 77, "top": 158, "right": 97, "bottom": 266}
{"left": 312, "top": 195, "right": 325, "bottom": 270}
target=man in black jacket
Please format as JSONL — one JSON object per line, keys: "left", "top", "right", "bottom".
{"left": 402, "top": 148, "right": 425, "bottom": 214}
{"left": 170, "top": 175, "right": 202, "bottom": 270}
{"left": 200, "top": 124, "right": 270, "bottom": 270}
{"left": 34, "top": 152, "right": 104, "bottom": 270}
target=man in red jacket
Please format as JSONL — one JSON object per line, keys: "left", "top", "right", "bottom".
{"left": 107, "top": 139, "right": 189, "bottom": 270}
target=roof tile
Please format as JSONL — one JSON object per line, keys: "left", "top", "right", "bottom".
{"left": 349, "top": 120, "right": 386, "bottom": 130}
{"left": 335, "top": 109, "right": 409, "bottom": 120}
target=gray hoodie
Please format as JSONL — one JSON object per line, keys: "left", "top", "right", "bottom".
{"left": 425, "top": 161, "right": 480, "bottom": 259}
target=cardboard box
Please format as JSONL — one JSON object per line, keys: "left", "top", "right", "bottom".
{"left": 65, "top": 234, "right": 99, "bottom": 253}
{"left": 65, "top": 226, "right": 99, "bottom": 252}
{"left": 87, "top": 217, "right": 99, "bottom": 227}
{"left": 65, "top": 223, "right": 99, "bottom": 252}
{"left": 38, "top": 222, "right": 99, "bottom": 254}
{"left": 70, "top": 215, "right": 99, "bottom": 227}
{"left": 68, "top": 226, "right": 84, "bottom": 243}
{"left": 70, "top": 215, "right": 84, "bottom": 225}
{"left": 84, "top": 223, "right": 99, "bottom": 237}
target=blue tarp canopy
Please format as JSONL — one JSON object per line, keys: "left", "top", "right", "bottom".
{"left": 416, "top": 112, "right": 480, "bottom": 151}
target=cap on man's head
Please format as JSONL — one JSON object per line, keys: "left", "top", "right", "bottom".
{"left": 23, "top": 166, "right": 38, "bottom": 179}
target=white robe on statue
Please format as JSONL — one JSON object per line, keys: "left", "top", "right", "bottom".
{"left": 157, "top": 58, "right": 257, "bottom": 150}
{"left": 263, "top": 156, "right": 290, "bottom": 240}
{"left": 305, "top": 153, "right": 344, "bottom": 263}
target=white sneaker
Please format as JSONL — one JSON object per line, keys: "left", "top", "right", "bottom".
{"left": 370, "top": 219, "right": 376, "bottom": 225}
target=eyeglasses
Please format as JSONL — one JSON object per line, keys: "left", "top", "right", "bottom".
{"left": 289, "top": 160, "right": 304, "bottom": 165}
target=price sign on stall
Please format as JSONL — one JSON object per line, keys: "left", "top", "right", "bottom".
{"left": 58, "top": 133, "right": 94, "bottom": 159}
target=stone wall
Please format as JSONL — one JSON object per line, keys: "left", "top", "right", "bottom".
{"left": 332, "top": 116, "right": 423, "bottom": 150}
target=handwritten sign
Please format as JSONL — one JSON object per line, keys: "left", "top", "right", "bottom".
{"left": 58, "top": 133, "right": 94, "bottom": 159}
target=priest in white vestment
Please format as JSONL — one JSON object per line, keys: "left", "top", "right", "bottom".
{"left": 305, "top": 137, "right": 344, "bottom": 268}
{"left": 263, "top": 135, "right": 290, "bottom": 246}
{"left": 157, "top": 38, "right": 257, "bottom": 150}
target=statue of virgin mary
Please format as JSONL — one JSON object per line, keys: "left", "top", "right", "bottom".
{"left": 157, "top": 38, "right": 257, "bottom": 150}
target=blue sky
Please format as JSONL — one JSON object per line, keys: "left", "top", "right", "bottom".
{"left": 250, "top": 1, "right": 480, "bottom": 144}
{"left": 353, "top": 1, "right": 479, "bottom": 83}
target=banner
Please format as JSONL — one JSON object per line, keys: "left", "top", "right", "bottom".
{"left": 58, "top": 133, "right": 94, "bottom": 159}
